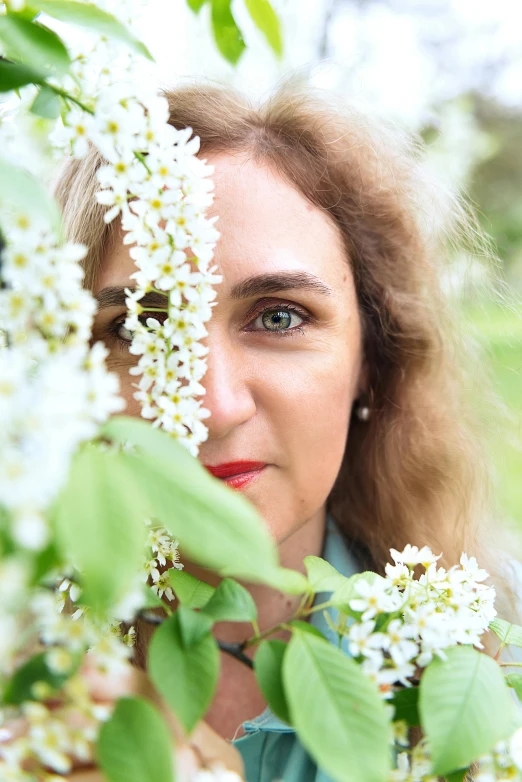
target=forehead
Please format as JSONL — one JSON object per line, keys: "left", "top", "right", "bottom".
{"left": 96, "top": 151, "right": 348, "bottom": 293}
{"left": 206, "top": 152, "right": 347, "bottom": 286}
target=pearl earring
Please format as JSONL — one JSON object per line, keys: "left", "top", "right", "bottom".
{"left": 354, "top": 390, "right": 372, "bottom": 422}
{"left": 356, "top": 404, "right": 371, "bottom": 422}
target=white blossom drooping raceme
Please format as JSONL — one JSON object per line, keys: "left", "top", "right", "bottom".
{"left": 344, "top": 545, "right": 497, "bottom": 697}
{"left": 0, "top": 221, "right": 124, "bottom": 554}
{"left": 89, "top": 86, "right": 221, "bottom": 456}
{"left": 0, "top": 214, "right": 125, "bottom": 549}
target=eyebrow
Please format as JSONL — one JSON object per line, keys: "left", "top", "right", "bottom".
{"left": 94, "top": 271, "right": 332, "bottom": 311}
{"left": 230, "top": 272, "right": 332, "bottom": 299}
{"left": 95, "top": 287, "right": 168, "bottom": 310}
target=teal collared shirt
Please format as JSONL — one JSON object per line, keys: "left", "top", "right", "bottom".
{"left": 233, "top": 516, "right": 362, "bottom": 782}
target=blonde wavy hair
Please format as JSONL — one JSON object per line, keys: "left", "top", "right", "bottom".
{"left": 54, "top": 81, "right": 514, "bottom": 607}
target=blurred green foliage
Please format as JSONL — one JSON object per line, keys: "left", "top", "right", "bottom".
{"left": 464, "top": 303, "right": 522, "bottom": 526}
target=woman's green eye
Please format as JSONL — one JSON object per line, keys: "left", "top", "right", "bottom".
{"left": 258, "top": 308, "right": 303, "bottom": 332}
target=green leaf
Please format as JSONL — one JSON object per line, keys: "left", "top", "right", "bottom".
{"left": 289, "top": 620, "right": 327, "bottom": 640}
{"left": 33, "top": 0, "right": 153, "bottom": 60}
{"left": 177, "top": 605, "right": 214, "bottom": 647}
{"left": 141, "top": 585, "right": 167, "bottom": 610}
{"left": 0, "top": 157, "right": 61, "bottom": 230}
{"left": 506, "top": 673, "right": 522, "bottom": 701}
{"left": 262, "top": 566, "right": 310, "bottom": 595}
{"left": 2, "top": 652, "right": 77, "bottom": 705}
{"left": 283, "top": 632, "right": 391, "bottom": 782}
{"left": 97, "top": 696, "right": 173, "bottom": 782}
{"left": 202, "top": 577, "right": 257, "bottom": 623}
{"left": 31, "top": 539, "right": 61, "bottom": 584}
{"left": 489, "top": 618, "right": 522, "bottom": 647}
{"left": 30, "top": 84, "right": 61, "bottom": 118}
{"left": 0, "top": 17, "right": 71, "bottom": 74}
{"left": 0, "top": 58, "right": 46, "bottom": 92}
{"left": 186, "top": 0, "right": 208, "bottom": 11}
{"left": 244, "top": 0, "right": 282, "bottom": 57}
{"left": 169, "top": 568, "right": 215, "bottom": 609}
{"left": 7, "top": 7, "right": 41, "bottom": 22}
{"left": 419, "top": 646, "right": 515, "bottom": 776}
{"left": 304, "top": 556, "right": 347, "bottom": 593}
{"left": 254, "top": 639, "right": 291, "bottom": 724}
{"left": 148, "top": 612, "right": 219, "bottom": 734}
{"left": 210, "top": 0, "right": 245, "bottom": 65}
{"left": 101, "top": 417, "right": 278, "bottom": 583}
{"left": 390, "top": 687, "right": 419, "bottom": 726}
{"left": 445, "top": 771, "right": 469, "bottom": 782}
{"left": 52, "top": 444, "right": 147, "bottom": 611}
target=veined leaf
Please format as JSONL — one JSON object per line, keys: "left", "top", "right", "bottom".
{"left": 0, "top": 58, "right": 46, "bottom": 92}
{"left": 489, "top": 617, "right": 522, "bottom": 647}
{"left": 52, "top": 444, "right": 147, "bottom": 612}
{"left": 419, "top": 645, "right": 515, "bottom": 776}
{"left": 262, "top": 565, "right": 310, "bottom": 595}
{"left": 97, "top": 697, "right": 173, "bottom": 782}
{"left": 101, "top": 417, "right": 278, "bottom": 583}
{"left": 254, "top": 639, "right": 291, "bottom": 724}
{"left": 0, "top": 156, "right": 61, "bottom": 230}
{"left": 283, "top": 631, "right": 391, "bottom": 782}
{"left": 2, "top": 652, "right": 78, "bottom": 705}
{"left": 148, "top": 612, "right": 219, "bottom": 734}
{"left": 244, "top": 0, "right": 282, "bottom": 57}
{"left": 210, "top": 0, "right": 245, "bottom": 65}
{"left": 186, "top": 0, "right": 208, "bottom": 11}
{"left": 176, "top": 605, "right": 214, "bottom": 647}
{"left": 330, "top": 571, "right": 386, "bottom": 615}
{"left": 390, "top": 686, "right": 419, "bottom": 726}
{"left": 506, "top": 673, "right": 522, "bottom": 701}
{"left": 33, "top": 0, "right": 153, "bottom": 60}
{"left": 304, "top": 556, "right": 347, "bottom": 593}
{"left": 30, "top": 84, "right": 61, "bottom": 118}
{"left": 0, "top": 16, "right": 71, "bottom": 74}
{"left": 445, "top": 771, "right": 469, "bottom": 782}
{"left": 288, "top": 620, "right": 326, "bottom": 639}
{"left": 169, "top": 568, "right": 215, "bottom": 609}
{"left": 202, "top": 577, "right": 257, "bottom": 623}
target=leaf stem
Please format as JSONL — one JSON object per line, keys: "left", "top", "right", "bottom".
{"left": 241, "top": 599, "right": 333, "bottom": 651}
{"left": 218, "top": 641, "right": 254, "bottom": 669}
{"left": 46, "top": 84, "right": 95, "bottom": 115}
{"left": 134, "top": 150, "right": 152, "bottom": 175}
{"left": 499, "top": 662, "right": 522, "bottom": 668}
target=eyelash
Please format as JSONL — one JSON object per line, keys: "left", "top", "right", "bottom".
{"left": 108, "top": 301, "right": 313, "bottom": 349}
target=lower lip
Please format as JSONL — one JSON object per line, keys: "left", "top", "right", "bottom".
{"left": 222, "top": 467, "right": 266, "bottom": 490}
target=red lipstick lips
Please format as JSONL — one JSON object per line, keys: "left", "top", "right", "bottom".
{"left": 204, "top": 461, "right": 266, "bottom": 490}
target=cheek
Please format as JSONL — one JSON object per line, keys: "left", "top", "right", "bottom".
{"left": 105, "top": 355, "right": 142, "bottom": 418}
{"left": 261, "top": 344, "right": 358, "bottom": 516}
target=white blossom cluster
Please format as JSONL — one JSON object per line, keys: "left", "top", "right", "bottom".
{"left": 143, "top": 519, "right": 184, "bottom": 601}
{"left": 0, "top": 686, "right": 110, "bottom": 779}
{"left": 345, "top": 545, "right": 497, "bottom": 696}
{"left": 44, "top": 0, "right": 221, "bottom": 456}
{"left": 90, "top": 87, "right": 220, "bottom": 455}
{"left": 387, "top": 735, "right": 437, "bottom": 782}
{"left": 473, "top": 728, "right": 522, "bottom": 781}
{"left": 0, "top": 215, "right": 124, "bottom": 551}
{"left": 387, "top": 729, "right": 522, "bottom": 782}
{"left": 0, "top": 578, "right": 127, "bottom": 777}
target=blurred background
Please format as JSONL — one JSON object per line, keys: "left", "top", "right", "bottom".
{"left": 141, "top": 0, "right": 522, "bottom": 529}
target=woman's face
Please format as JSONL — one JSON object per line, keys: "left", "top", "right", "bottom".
{"left": 92, "top": 152, "right": 364, "bottom": 544}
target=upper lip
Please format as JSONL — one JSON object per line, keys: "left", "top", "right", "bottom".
{"left": 204, "top": 461, "right": 266, "bottom": 478}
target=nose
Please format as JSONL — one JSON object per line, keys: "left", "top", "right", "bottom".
{"left": 200, "top": 334, "right": 256, "bottom": 441}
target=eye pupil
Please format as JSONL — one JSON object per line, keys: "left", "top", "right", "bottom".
{"left": 262, "top": 310, "right": 292, "bottom": 330}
